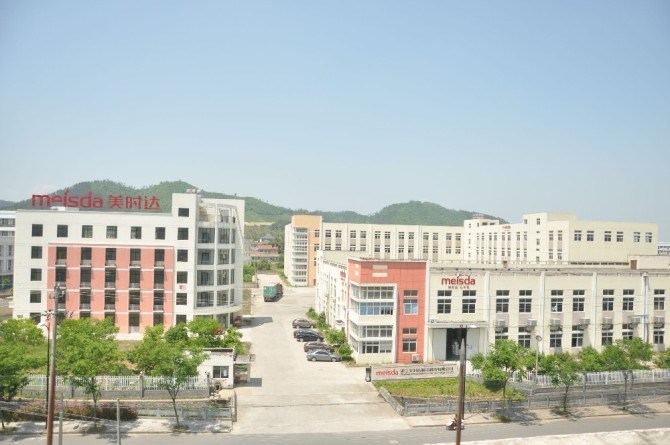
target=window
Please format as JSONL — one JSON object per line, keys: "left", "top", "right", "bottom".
{"left": 360, "top": 231, "right": 366, "bottom": 239}
{"left": 82, "top": 225, "right": 93, "bottom": 238}
{"left": 30, "top": 291, "right": 41, "bottom": 303}
{"left": 350, "top": 230, "right": 356, "bottom": 238}
{"left": 586, "top": 230, "right": 594, "bottom": 241}
{"left": 155, "top": 227, "right": 166, "bottom": 240}
{"left": 130, "top": 226, "right": 142, "bottom": 239}
{"left": 334, "top": 230, "right": 341, "bottom": 238}
{"left": 518, "top": 333, "right": 531, "bottom": 348}
{"left": 572, "top": 329, "right": 584, "bottom": 347}
{"left": 462, "top": 299, "right": 476, "bottom": 313}
{"left": 519, "top": 298, "right": 532, "bottom": 313}
{"left": 573, "top": 297, "right": 585, "bottom": 312}
{"left": 31, "top": 246, "right": 42, "bottom": 259}
{"left": 602, "top": 297, "right": 614, "bottom": 311}
{"left": 106, "top": 226, "right": 117, "bottom": 239}
{"left": 654, "top": 297, "right": 665, "bottom": 310}
{"left": 437, "top": 299, "right": 451, "bottom": 314}
{"left": 32, "top": 224, "right": 43, "bottom": 237}
{"left": 574, "top": 230, "right": 582, "bottom": 241}
{"left": 616, "top": 232, "right": 624, "bottom": 242}
{"left": 153, "top": 313, "right": 164, "bottom": 326}
{"left": 176, "top": 293, "right": 187, "bottom": 305}
{"left": 177, "top": 250, "right": 188, "bottom": 262}
{"left": 622, "top": 323, "right": 634, "bottom": 340}
{"left": 213, "top": 366, "right": 229, "bottom": 379}
{"left": 178, "top": 208, "right": 189, "bottom": 217}
{"left": 57, "top": 225, "right": 68, "bottom": 238}
{"left": 634, "top": 232, "right": 641, "bottom": 242}
{"left": 601, "top": 331, "right": 613, "bottom": 346}
{"left": 409, "top": 232, "right": 415, "bottom": 240}
{"left": 176, "top": 314, "right": 187, "bottom": 324}
{"left": 623, "top": 297, "right": 634, "bottom": 311}
{"left": 549, "top": 332, "right": 562, "bottom": 348}
{"left": 402, "top": 338, "right": 417, "bottom": 353}
{"left": 178, "top": 228, "right": 189, "bottom": 240}
{"left": 463, "top": 290, "right": 476, "bottom": 297}
{"left": 495, "top": 328, "right": 509, "bottom": 342}
{"left": 404, "top": 299, "right": 418, "bottom": 315}
{"left": 645, "top": 232, "right": 653, "bottom": 243}
{"left": 30, "top": 268, "right": 42, "bottom": 281}
{"left": 604, "top": 231, "right": 611, "bottom": 242}
{"left": 496, "top": 299, "right": 509, "bottom": 313}
{"left": 653, "top": 330, "right": 664, "bottom": 345}
{"left": 177, "top": 272, "right": 188, "bottom": 284}
{"left": 374, "top": 231, "right": 380, "bottom": 240}
{"left": 551, "top": 298, "right": 563, "bottom": 313}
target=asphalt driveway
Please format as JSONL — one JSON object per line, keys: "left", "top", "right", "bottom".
{"left": 232, "top": 274, "right": 408, "bottom": 434}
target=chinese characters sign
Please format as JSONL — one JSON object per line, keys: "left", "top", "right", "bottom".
{"left": 31, "top": 191, "right": 160, "bottom": 210}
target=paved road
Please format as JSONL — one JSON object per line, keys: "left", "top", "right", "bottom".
{"left": 232, "top": 274, "right": 407, "bottom": 434}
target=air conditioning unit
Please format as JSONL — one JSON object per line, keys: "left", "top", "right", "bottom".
{"left": 578, "top": 318, "right": 590, "bottom": 329}
{"left": 411, "top": 354, "right": 420, "bottom": 363}
{"left": 602, "top": 317, "right": 613, "bottom": 328}
{"left": 629, "top": 316, "right": 642, "bottom": 325}
{"left": 550, "top": 319, "right": 562, "bottom": 330}
{"left": 654, "top": 316, "right": 665, "bottom": 327}
{"left": 495, "top": 320, "right": 507, "bottom": 332}
{"left": 526, "top": 319, "right": 537, "bottom": 329}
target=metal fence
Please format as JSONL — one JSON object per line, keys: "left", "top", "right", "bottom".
{"left": 21, "top": 374, "right": 209, "bottom": 399}
{"left": 520, "top": 369, "right": 670, "bottom": 388}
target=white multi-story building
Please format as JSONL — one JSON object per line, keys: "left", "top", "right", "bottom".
{"left": 13, "top": 191, "right": 244, "bottom": 339}
{"left": 286, "top": 213, "right": 658, "bottom": 287}
{"left": 0, "top": 211, "right": 16, "bottom": 290}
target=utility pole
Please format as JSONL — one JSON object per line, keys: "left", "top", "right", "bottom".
{"left": 46, "top": 285, "right": 63, "bottom": 445}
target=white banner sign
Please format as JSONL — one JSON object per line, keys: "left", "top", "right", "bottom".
{"left": 371, "top": 364, "right": 458, "bottom": 381}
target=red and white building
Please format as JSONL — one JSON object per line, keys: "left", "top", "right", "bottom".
{"left": 13, "top": 191, "right": 244, "bottom": 339}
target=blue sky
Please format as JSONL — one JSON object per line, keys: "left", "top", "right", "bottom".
{"left": 1, "top": 1, "right": 669, "bottom": 238}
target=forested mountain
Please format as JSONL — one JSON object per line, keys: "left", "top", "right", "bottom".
{"left": 0, "top": 180, "right": 505, "bottom": 226}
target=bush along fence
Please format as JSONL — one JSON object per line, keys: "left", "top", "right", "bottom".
{"left": 382, "top": 369, "right": 670, "bottom": 417}
{"left": 20, "top": 374, "right": 210, "bottom": 400}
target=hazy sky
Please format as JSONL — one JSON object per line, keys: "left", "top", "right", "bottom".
{"left": 1, "top": 1, "right": 669, "bottom": 239}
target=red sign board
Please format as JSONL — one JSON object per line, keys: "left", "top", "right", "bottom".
{"left": 31, "top": 191, "right": 160, "bottom": 210}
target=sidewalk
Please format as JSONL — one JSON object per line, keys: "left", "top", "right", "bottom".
{"left": 403, "top": 401, "right": 670, "bottom": 428}
{"left": 5, "top": 401, "right": 669, "bottom": 436}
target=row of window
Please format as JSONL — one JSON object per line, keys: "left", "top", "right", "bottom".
{"left": 573, "top": 230, "right": 653, "bottom": 243}
{"left": 28, "top": 288, "right": 234, "bottom": 307}
{"left": 498, "top": 328, "right": 665, "bottom": 348}
{"left": 31, "top": 223, "right": 236, "bottom": 243}
{"left": 320, "top": 230, "right": 464, "bottom": 241}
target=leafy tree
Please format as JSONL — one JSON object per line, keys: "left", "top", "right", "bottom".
{"left": 577, "top": 347, "right": 605, "bottom": 372}
{"left": 187, "top": 318, "right": 224, "bottom": 348}
{"left": 0, "top": 318, "right": 43, "bottom": 429}
{"left": 471, "top": 340, "right": 530, "bottom": 413}
{"left": 220, "top": 327, "right": 244, "bottom": 354}
{"left": 601, "top": 338, "right": 653, "bottom": 407}
{"left": 128, "top": 326, "right": 206, "bottom": 428}
{"left": 543, "top": 352, "right": 582, "bottom": 413}
{"left": 57, "top": 318, "right": 121, "bottom": 427}
{"left": 654, "top": 349, "right": 670, "bottom": 369}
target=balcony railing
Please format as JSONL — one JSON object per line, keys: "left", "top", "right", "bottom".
{"left": 128, "top": 303, "right": 140, "bottom": 311}
{"left": 105, "top": 260, "right": 116, "bottom": 267}
{"left": 79, "top": 303, "right": 91, "bottom": 310}
{"left": 129, "top": 282, "right": 141, "bottom": 289}
{"left": 80, "top": 259, "right": 92, "bottom": 267}
{"left": 104, "top": 304, "right": 115, "bottom": 310}
{"left": 153, "top": 305, "right": 164, "bottom": 312}
{"left": 104, "top": 282, "right": 116, "bottom": 289}
{"left": 55, "top": 259, "right": 67, "bottom": 266}
{"left": 154, "top": 283, "right": 164, "bottom": 290}
{"left": 129, "top": 326, "right": 140, "bottom": 333}
{"left": 154, "top": 261, "right": 165, "bottom": 268}
{"left": 130, "top": 261, "right": 141, "bottom": 268}
{"left": 80, "top": 281, "right": 91, "bottom": 288}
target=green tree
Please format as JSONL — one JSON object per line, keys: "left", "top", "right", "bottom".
{"left": 187, "top": 318, "right": 224, "bottom": 348}
{"left": 221, "top": 327, "right": 244, "bottom": 354}
{"left": 601, "top": 338, "right": 653, "bottom": 407}
{"left": 471, "top": 339, "right": 530, "bottom": 413}
{"left": 0, "top": 318, "right": 43, "bottom": 429}
{"left": 128, "top": 326, "right": 206, "bottom": 428}
{"left": 577, "top": 347, "right": 605, "bottom": 372}
{"left": 543, "top": 352, "right": 582, "bottom": 413}
{"left": 654, "top": 349, "right": 670, "bottom": 368}
{"left": 57, "top": 318, "right": 122, "bottom": 427}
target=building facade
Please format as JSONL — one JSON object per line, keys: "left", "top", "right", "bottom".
{"left": 13, "top": 192, "right": 245, "bottom": 339}
{"left": 0, "top": 211, "right": 15, "bottom": 290}
{"left": 316, "top": 253, "right": 670, "bottom": 364}
{"left": 286, "top": 213, "right": 658, "bottom": 287}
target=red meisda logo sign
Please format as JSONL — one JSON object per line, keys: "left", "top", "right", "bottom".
{"left": 31, "top": 190, "right": 161, "bottom": 210}
{"left": 441, "top": 276, "right": 476, "bottom": 286}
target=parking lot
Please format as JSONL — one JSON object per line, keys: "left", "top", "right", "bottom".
{"left": 232, "top": 274, "right": 408, "bottom": 434}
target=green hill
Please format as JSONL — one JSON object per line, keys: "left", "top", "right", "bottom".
{"left": 0, "top": 180, "right": 505, "bottom": 227}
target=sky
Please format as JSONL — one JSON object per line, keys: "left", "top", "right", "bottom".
{"left": 1, "top": 1, "right": 669, "bottom": 239}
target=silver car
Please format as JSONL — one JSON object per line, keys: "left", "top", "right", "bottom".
{"left": 306, "top": 350, "right": 341, "bottom": 362}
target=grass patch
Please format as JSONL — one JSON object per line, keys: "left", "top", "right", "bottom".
{"left": 374, "top": 378, "right": 525, "bottom": 401}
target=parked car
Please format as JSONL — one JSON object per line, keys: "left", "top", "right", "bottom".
{"left": 296, "top": 330, "right": 324, "bottom": 342}
{"left": 292, "top": 318, "right": 315, "bottom": 328}
{"left": 293, "top": 328, "right": 317, "bottom": 338}
{"left": 306, "top": 350, "right": 341, "bottom": 362}
{"left": 303, "top": 341, "right": 335, "bottom": 353}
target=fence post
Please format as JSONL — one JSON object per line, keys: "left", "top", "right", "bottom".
{"left": 140, "top": 373, "right": 145, "bottom": 399}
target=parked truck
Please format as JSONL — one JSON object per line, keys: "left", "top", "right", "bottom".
{"left": 263, "top": 283, "right": 283, "bottom": 302}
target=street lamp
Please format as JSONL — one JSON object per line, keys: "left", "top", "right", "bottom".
{"left": 534, "top": 334, "right": 543, "bottom": 385}
{"left": 46, "top": 285, "right": 64, "bottom": 445}
{"left": 456, "top": 324, "right": 476, "bottom": 445}
{"left": 38, "top": 319, "right": 51, "bottom": 428}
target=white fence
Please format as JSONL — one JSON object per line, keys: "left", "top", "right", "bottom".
{"left": 23, "top": 374, "right": 209, "bottom": 393}
{"left": 527, "top": 369, "right": 670, "bottom": 388}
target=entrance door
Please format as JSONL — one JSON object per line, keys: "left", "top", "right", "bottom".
{"left": 446, "top": 328, "right": 464, "bottom": 361}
